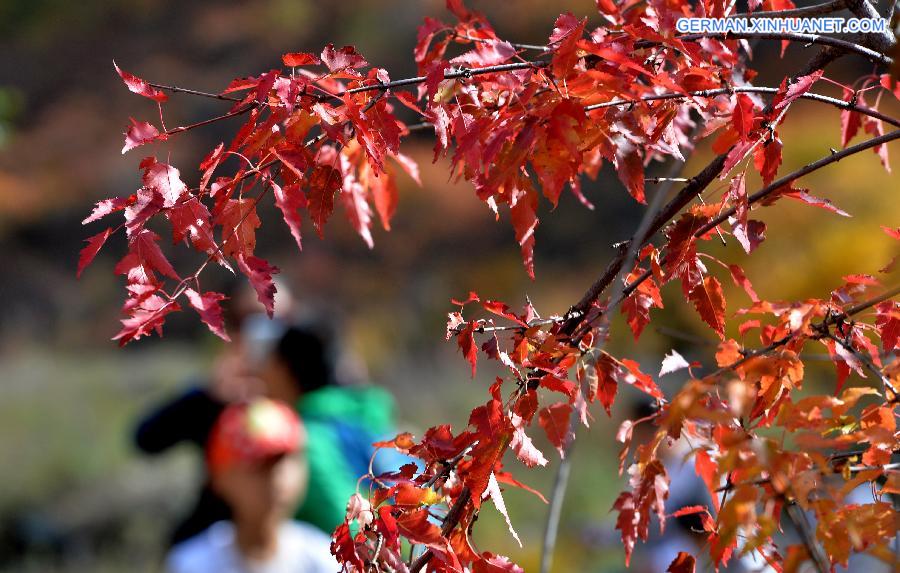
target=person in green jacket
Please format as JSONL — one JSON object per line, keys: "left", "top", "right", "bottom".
{"left": 260, "top": 323, "right": 410, "bottom": 533}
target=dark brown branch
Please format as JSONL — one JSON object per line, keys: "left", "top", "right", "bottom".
{"left": 343, "top": 61, "right": 547, "bottom": 96}
{"left": 409, "top": 487, "right": 472, "bottom": 573}
{"left": 785, "top": 501, "right": 831, "bottom": 573}
{"left": 823, "top": 331, "right": 899, "bottom": 395}
{"left": 695, "top": 128, "right": 900, "bottom": 237}
{"left": 148, "top": 82, "right": 243, "bottom": 102}
{"left": 558, "top": 153, "right": 729, "bottom": 337}
{"left": 657, "top": 32, "right": 893, "bottom": 66}
{"left": 165, "top": 103, "right": 258, "bottom": 135}
{"left": 585, "top": 86, "right": 900, "bottom": 128}
{"left": 540, "top": 147, "right": 693, "bottom": 573}
{"left": 844, "top": 0, "right": 897, "bottom": 53}
{"left": 710, "top": 284, "right": 900, "bottom": 377}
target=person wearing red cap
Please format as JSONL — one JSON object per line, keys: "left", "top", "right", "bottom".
{"left": 165, "top": 398, "right": 338, "bottom": 573}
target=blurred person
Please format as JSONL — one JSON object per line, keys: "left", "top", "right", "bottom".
{"left": 133, "top": 279, "right": 294, "bottom": 545}
{"left": 166, "top": 398, "right": 338, "bottom": 573}
{"left": 260, "top": 322, "right": 410, "bottom": 533}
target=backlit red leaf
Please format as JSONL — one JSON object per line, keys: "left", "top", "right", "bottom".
{"left": 77, "top": 227, "right": 113, "bottom": 278}
{"left": 235, "top": 254, "right": 279, "bottom": 318}
{"left": 114, "top": 61, "right": 168, "bottom": 102}
{"left": 184, "top": 288, "right": 230, "bottom": 341}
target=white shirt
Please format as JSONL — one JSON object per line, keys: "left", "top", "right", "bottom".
{"left": 166, "top": 521, "right": 339, "bottom": 573}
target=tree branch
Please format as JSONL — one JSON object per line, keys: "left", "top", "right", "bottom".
{"left": 409, "top": 486, "right": 472, "bottom": 573}
{"left": 148, "top": 82, "right": 243, "bottom": 102}
{"left": 540, "top": 150, "right": 691, "bottom": 573}
{"left": 585, "top": 86, "right": 900, "bottom": 128}
{"left": 695, "top": 128, "right": 900, "bottom": 237}
{"left": 784, "top": 501, "right": 831, "bottom": 573}
{"left": 659, "top": 32, "right": 893, "bottom": 66}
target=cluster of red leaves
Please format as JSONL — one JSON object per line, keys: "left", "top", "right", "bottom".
{"left": 83, "top": 0, "right": 900, "bottom": 570}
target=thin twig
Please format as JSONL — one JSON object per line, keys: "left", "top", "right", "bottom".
{"left": 585, "top": 86, "right": 900, "bottom": 128}
{"left": 409, "top": 487, "right": 472, "bottom": 573}
{"left": 651, "top": 32, "right": 893, "bottom": 65}
{"left": 823, "top": 331, "right": 899, "bottom": 396}
{"left": 539, "top": 152, "right": 688, "bottom": 573}
{"left": 785, "top": 501, "right": 831, "bottom": 573}
{"left": 148, "top": 82, "right": 243, "bottom": 102}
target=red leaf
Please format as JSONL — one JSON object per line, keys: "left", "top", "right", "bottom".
{"left": 840, "top": 90, "right": 861, "bottom": 148}
{"left": 596, "top": 358, "right": 618, "bottom": 415}
{"left": 671, "top": 505, "right": 708, "bottom": 518}
{"left": 616, "top": 144, "right": 645, "bottom": 203}
{"left": 78, "top": 227, "right": 113, "bottom": 278}
{"left": 167, "top": 197, "right": 219, "bottom": 258}
{"left": 621, "top": 271, "right": 664, "bottom": 340}
{"left": 666, "top": 552, "right": 696, "bottom": 573}
{"left": 876, "top": 301, "right": 899, "bottom": 351}
{"left": 113, "top": 294, "right": 180, "bottom": 346}
{"left": 727, "top": 263, "right": 760, "bottom": 302}
{"left": 119, "top": 229, "right": 180, "bottom": 281}
{"left": 510, "top": 426, "right": 548, "bottom": 468}
{"left": 235, "top": 254, "right": 279, "bottom": 318}
{"left": 308, "top": 164, "right": 341, "bottom": 238}
{"left": 282, "top": 52, "right": 321, "bottom": 67}
{"left": 271, "top": 181, "right": 304, "bottom": 250}
{"left": 458, "top": 321, "right": 478, "bottom": 378}
{"left": 83, "top": 196, "right": 131, "bottom": 225}
{"left": 882, "top": 225, "right": 900, "bottom": 240}
{"left": 482, "top": 300, "right": 527, "bottom": 327}
{"left": 331, "top": 523, "right": 365, "bottom": 571}
{"left": 753, "top": 135, "right": 782, "bottom": 186}
{"left": 141, "top": 157, "right": 187, "bottom": 208}
{"left": 510, "top": 187, "right": 538, "bottom": 279}
{"left": 113, "top": 61, "right": 167, "bottom": 102}
{"left": 688, "top": 276, "right": 726, "bottom": 338}
{"left": 452, "top": 39, "right": 516, "bottom": 67}
{"left": 184, "top": 288, "right": 230, "bottom": 341}
{"left": 695, "top": 449, "right": 720, "bottom": 511}
{"left": 612, "top": 492, "right": 638, "bottom": 565}
{"left": 784, "top": 189, "right": 850, "bottom": 217}
{"left": 368, "top": 169, "right": 398, "bottom": 231}
{"left": 485, "top": 472, "right": 521, "bottom": 547}
{"left": 339, "top": 166, "right": 375, "bottom": 249}
{"left": 732, "top": 94, "right": 755, "bottom": 141}
{"left": 321, "top": 44, "right": 368, "bottom": 72}
{"left": 549, "top": 13, "right": 586, "bottom": 79}
{"left": 539, "top": 403, "right": 573, "bottom": 457}
{"left": 199, "top": 143, "right": 225, "bottom": 192}
{"left": 217, "top": 198, "right": 261, "bottom": 258}
{"left": 728, "top": 172, "right": 755, "bottom": 254}
{"left": 863, "top": 115, "right": 891, "bottom": 172}
{"left": 774, "top": 69, "right": 823, "bottom": 110}
{"left": 473, "top": 553, "right": 524, "bottom": 573}
{"left": 122, "top": 118, "right": 162, "bottom": 154}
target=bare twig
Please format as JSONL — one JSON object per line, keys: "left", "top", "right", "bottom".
{"left": 409, "top": 487, "right": 472, "bottom": 573}
{"left": 785, "top": 501, "right": 831, "bottom": 573}
{"left": 657, "top": 32, "right": 893, "bottom": 65}
{"left": 540, "top": 153, "right": 688, "bottom": 573}
{"left": 823, "top": 331, "right": 899, "bottom": 396}
{"left": 585, "top": 86, "right": 900, "bottom": 128}
{"left": 147, "top": 82, "right": 243, "bottom": 102}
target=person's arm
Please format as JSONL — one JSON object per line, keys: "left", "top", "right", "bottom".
{"left": 134, "top": 387, "right": 224, "bottom": 453}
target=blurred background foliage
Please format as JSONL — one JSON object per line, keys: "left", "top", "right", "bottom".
{"left": 0, "top": 0, "right": 897, "bottom": 571}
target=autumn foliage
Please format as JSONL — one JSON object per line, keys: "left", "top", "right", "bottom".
{"left": 81, "top": 0, "right": 900, "bottom": 571}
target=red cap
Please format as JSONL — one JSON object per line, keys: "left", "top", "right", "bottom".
{"left": 206, "top": 398, "right": 304, "bottom": 475}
